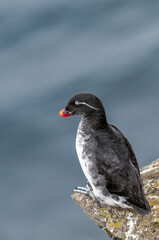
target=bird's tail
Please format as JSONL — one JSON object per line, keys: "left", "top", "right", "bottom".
{"left": 126, "top": 200, "right": 151, "bottom": 215}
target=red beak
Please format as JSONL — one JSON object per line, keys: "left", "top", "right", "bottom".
{"left": 58, "top": 108, "right": 72, "bottom": 117}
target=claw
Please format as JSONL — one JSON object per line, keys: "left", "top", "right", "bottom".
{"left": 73, "top": 182, "right": 95, "bottom": 200}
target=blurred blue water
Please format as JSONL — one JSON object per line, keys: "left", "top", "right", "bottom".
{"left": 0, "top": 0, "right": 159, "bottom": 239}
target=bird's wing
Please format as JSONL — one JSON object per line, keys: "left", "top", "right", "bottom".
{"left": 94, "top": 126, "right": 149, "bottom": 210}
{"left": 95, "top": 144, "right": 148, "bottom": 208}
{"left": 94, "top": 134, "right": 129, "bottom": 194}
{"left": 110, "top": 124, "right": 140, "bottom": 175}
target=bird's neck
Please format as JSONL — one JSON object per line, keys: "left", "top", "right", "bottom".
{"left": 81, "top": 111, "right": 108, "bottom": 132}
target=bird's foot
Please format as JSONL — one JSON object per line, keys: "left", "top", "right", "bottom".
{"left": 73, "top": 182, "right": 95, "bottom": 200}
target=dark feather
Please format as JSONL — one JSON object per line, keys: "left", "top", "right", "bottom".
{"left": 94, "top": 124, "right": 150, "bottom": 213}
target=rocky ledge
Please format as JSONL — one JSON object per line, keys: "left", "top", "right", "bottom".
{"left": 71, "top": 159, "right": 159, "bottom": 240}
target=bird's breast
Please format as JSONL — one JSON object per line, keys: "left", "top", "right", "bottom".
{"left": 75, "top": 120, "right": 97, "bottom": 184}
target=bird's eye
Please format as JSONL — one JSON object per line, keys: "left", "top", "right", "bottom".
{"left": 75, "top": 101, "right": 79, "bottom": 105}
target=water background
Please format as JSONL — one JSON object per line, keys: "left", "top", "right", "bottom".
{"left": 0, "top": 1, "right": 159, "bottom": 239}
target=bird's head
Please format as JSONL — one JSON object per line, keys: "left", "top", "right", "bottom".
{"left": 59, "top": 92, "right": 105, "bottom": 118}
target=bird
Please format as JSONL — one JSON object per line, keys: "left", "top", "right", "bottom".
{"left": 59, "top": 92, "right": 151, "bottom": 215}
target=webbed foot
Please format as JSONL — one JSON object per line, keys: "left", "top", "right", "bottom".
{"left": 73, "top": 182, "right": 95, "bottom": 200}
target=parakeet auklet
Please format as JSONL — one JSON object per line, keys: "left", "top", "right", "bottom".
{"left": 59, "top": 93, "right": 150, "bottom": 215}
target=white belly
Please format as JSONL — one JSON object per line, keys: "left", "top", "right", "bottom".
{"left": 75, "top": 121, "right": 94, "bottom": 185}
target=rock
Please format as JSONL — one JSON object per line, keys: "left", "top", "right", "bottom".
{"left": 71, "top": 159, "right": 159, "bottom": 240}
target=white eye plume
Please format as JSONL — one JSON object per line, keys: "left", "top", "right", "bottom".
{"left": 75, "top": 101, "right": 100, "bottom": 110}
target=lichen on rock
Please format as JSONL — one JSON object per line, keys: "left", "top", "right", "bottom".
{"left": 71, "top": 159, "right": 159, "bottom": 240}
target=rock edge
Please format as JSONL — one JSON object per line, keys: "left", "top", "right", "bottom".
{"left": 71, "top": 159, "right": 159, "bottom": 240}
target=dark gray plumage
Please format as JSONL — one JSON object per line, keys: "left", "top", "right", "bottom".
{"left": 59, "top": 92, "right": 151, "bottom": 215}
